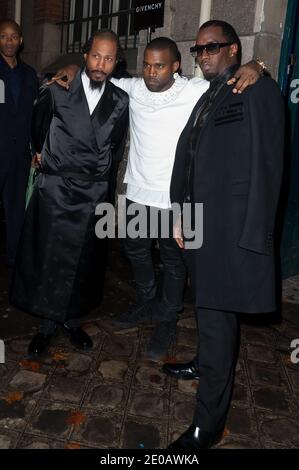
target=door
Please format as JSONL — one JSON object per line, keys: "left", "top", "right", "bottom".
{"left": 279, "top": 0, "right": 299, "bottom": 278}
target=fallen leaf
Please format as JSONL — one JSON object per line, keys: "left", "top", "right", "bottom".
{"left": 163, "top": 357, "right": 179, "bottom": 364}
{"left": 4, "top": 391, "right": 24, "bottom": 404}
{"left": 19, "top": 359, "right": 41, "bottom": 372}
{"left": 66, "top": 411, "right": 87, "bottom": 427}
{"left": 65, "top": 443, "right": 81, "bottom": 449}
{"left": 52, "top": 352, "right": 71, "bottom": 362}
{"left": 222, "top": 427, "right": 230, "bottom": 439}
{"left": 283, "top": 356, "right": 293, "bottom": 367}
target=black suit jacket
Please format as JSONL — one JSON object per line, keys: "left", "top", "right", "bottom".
{"left": 171, "top": 76, "right": 285, "bottom": 313}
{"left": 0, "top": 56, "right": 38, "bottom": 174}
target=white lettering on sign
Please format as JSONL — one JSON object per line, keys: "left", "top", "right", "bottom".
{"left": 136, "top": 2, "right": 163, "bottom": 14}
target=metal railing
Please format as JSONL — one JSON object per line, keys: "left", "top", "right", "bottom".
{"left": 58, "top": 0, "right": 138, "bottom": 54}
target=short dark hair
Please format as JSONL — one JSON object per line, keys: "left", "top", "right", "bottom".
{"left": 0, "top": 19, "right": 22, "bottom": 36}
{"left": 199, "top": 20, "right": 242, "bottom": 64}
{"left": 82, "top": 29, "right": 124, "bottom": 61}
{"left": 145, "top": 37, "right": 181, "bottom": 66}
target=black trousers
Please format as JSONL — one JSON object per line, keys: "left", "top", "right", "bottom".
{"left": 0, "top": 158, "right": 30, "bottom": 264}
{"left": 193, "top": 307, "right": 239, "bottom": 432}
{"left": 124, "top": 199, "right": 187, "bottom": 321}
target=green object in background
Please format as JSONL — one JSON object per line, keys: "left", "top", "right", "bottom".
{"left": 25, "top": 167, "right": 38, "bottom": 209}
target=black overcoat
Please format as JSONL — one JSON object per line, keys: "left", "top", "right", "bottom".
{"left": 0, "top": 56, "right": 38, "bottom": 261}
{"left": 0, "top": 55, "right": 38, "bottom": 174}
{"left": 171, "top": 76, "right": 285, "bottom": 313}
{"left": 10, "top": 72, "right": 129, "bottom": 322}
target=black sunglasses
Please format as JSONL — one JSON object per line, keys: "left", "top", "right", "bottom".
{"left": 190, "top": 42, "right": 233, "bottom": 58}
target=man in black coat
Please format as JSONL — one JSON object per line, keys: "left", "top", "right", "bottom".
{"left": 10, "top": 30, "right": 129, "bottom": 357}
{"left": 164, "top": 21, "right": 285, "bottom": 450}
{"left": 0, "top": 19, "right": 38, "bottom": 266}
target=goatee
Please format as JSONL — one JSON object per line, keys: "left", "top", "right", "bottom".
{"left": 89, "top": 79, "right": 104, "bottom": 90}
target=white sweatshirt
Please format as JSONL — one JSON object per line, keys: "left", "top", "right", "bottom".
{"left": 111, "top": 75, "right": 210, "bottom": 209}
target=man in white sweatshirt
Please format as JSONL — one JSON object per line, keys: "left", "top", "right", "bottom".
{"left": 51, "top": 35, "right": 261, "bottom": 358}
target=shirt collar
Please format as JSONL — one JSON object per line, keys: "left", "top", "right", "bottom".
{"left": 0, "top": 53, "right": 21, "bottom": 71}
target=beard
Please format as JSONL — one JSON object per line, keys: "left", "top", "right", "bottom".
{"left": 203, "top": 72, "right": 218, "bottom": 82}
{"left": 89, "top": 78, "right": 104, "bottom": 90}
{"left": 85, "top": 67, "right": 107, "bottom": 90}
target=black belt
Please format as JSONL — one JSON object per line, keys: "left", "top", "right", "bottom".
{"left": 38, "top": 168, "right": 109, "bottom": 182}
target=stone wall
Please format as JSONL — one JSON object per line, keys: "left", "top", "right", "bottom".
{"left": 17, "top": 0, "right": 288, "bottom": 78}
{"left": 254, "top": 0, "right": 288, "bottom": 78}
{"left": 135, "top": 0, "right": 288, "bottom": 78}
{"left": 21, "top": 0, "right": 69, "bottom": 74}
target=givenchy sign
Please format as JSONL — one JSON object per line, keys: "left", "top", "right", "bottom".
{"left": 134, "top": 0, "right": 165, "bottom": 31}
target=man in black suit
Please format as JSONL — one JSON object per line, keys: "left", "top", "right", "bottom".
{"left": 164, "top": 20, "right": 284, "bottom": 451}
{"left": 0, "top": 19, "right": 38, "bottom": 266}
{"left": 10, "top": 30, "right": 129, "bottom": 357}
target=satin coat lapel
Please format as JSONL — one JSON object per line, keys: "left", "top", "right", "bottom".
{"left": 69, "top": 71, "right": 95, "bottom": 135}
{"left": 91, "top": 82, "right": 120, "bottom": 151}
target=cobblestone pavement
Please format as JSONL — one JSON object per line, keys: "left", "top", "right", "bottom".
{"left": 0, "top": 243, "right": 298, "bottom": 450}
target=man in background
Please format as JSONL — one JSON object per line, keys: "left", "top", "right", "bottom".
{"left": 0, "top": 19, "right": 38, "bottom": 267}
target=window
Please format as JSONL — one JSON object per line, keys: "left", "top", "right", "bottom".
{"left": 62, "top": 0, "right": 137, "bottom": 53}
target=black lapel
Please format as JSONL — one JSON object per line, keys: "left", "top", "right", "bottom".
{"left": 91, "top": 81, "right": 118, "bottom": 125}
{"left": 69, "top": 69, "right": 84, "bottom": 95}
{"left": 68, "top": 71, "right": 94, "bottom": 132}
{"left": 91, "top": 81, "right": 119, "bottom": 150}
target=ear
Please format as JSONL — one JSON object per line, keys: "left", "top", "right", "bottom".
{"left": 229, "top": 44, "right": 238, "bottom": 57}
{"left": 20, "top": 36, "right": 23, "bottom": 45}
{"left": 172, "top": 60, "right": 180, "bottom": 73}
{"left": 84, "top": 53, "right": 87, "bottom": 62}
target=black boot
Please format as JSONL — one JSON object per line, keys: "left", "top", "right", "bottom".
{"left": 162, "top": 359, "right": 200, "bottom": 380}
{"left": 63, "top": 324, "right": 93, "bottom": 350}
{"left": 28, "top": 333, "right": 53, "bottom": 357}
{"left": 168, "top": 424, "right": 223, "bottom": 451}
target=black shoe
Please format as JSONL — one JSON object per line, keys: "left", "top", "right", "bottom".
{"left": 168, "top": 425, "right": 223, "bottom": 451}
{"left": 63, "top": 325, "right": 93, "bottom": 350}
{"left": 146, "top": 321, "right": 176, "bottom": 359}
{"left": 28, "top": 333, "right": 53, "bottom": 357}
{"left": 162, "top": 359, "right": 200, "bottom": 380}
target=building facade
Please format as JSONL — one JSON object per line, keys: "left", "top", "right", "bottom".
{"left": 0, "top": 0, "right": 288, "bottom": 78}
